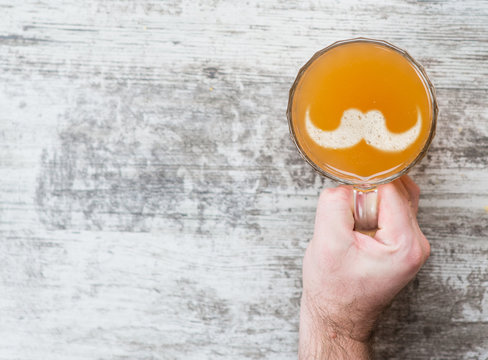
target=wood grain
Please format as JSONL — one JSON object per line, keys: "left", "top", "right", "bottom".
{"left": 0, "top": 0, "right": 487, "bottom": 359}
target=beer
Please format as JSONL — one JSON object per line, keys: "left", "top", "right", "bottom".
{"left": 289, "top": 40, "right": 435, "bottom": 184}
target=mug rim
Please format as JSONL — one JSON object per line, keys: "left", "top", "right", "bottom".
{"left": 286, "top": 37, "right": 438, "bottom": 188}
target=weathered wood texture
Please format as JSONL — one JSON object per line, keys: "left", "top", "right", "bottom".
{"left": 0, "top": 1, "right": 487, "bottom": 359}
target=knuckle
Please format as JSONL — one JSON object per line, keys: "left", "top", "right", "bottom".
{"left": 422, "top": 235, "right": 431, "bottom": 261}
{"left": 409, "top": 243, "right": 424, "bottom": 266}
{"left": 398, "top": 235, "right": 425, "bottom": 272}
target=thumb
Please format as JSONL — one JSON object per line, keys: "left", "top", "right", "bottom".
{"left": 312, "top": 185, "right": 355, "bottom": 250}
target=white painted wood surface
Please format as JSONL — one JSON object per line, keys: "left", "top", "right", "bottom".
{"left": 0, "top": 1, "right": 487, "bottom": 359}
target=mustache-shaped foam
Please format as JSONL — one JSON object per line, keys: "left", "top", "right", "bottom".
{"left": 305, "top": 108, "right": 422, "bottom": 152}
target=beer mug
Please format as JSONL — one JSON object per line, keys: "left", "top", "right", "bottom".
{"left": 287, "top": 38, "right": 437, "bottom": 232}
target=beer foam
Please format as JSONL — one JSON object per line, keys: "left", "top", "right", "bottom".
{"left": 305, "top": 108, "right": 422, "bottom": 152}
{"left": 306, "top": 109, "right": 364, "bottom": 148}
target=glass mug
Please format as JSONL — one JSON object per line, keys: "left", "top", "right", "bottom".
{"left": 287, "top": 38, "right": 437, "bottom": 232}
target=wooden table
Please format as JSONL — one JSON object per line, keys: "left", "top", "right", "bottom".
{"left": 1, "top": 1, "right": 487, "bottom": 359}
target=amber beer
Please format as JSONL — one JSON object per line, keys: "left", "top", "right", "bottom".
{"left": 288, "top": 39, "right": 436, "bottom": 184}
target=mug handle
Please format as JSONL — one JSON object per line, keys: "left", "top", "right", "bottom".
{"left": 353, "top": 187, "right": 378, "bottom": 234}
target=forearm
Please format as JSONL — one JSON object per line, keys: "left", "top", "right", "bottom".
{"left": 299, "top": 295, "right": 372, "bottom": 360}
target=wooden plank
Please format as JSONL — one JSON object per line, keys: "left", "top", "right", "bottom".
{"left": 0, "top": 0, "right": 487, "bottom": 359}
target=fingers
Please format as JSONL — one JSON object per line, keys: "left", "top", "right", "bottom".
{"left": 375, "top": 178, "right": 415, "bottom": 245}
{"left": 311, "top": 177, "right": 428, "bottom": 269}
{"left": 375, "top": 177, "right": 430, "bottom": 269}
{"left": 400, "top": 175, "right": 430, "bottom": 262}
{"left": 400, "top": 175, "right": 420, "bottom": 215}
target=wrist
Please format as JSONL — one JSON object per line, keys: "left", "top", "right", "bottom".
{"left": 299, "top": 294, "right": 373, "bottom": 359}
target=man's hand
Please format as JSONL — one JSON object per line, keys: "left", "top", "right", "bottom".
{"left": 299, "top": 176, "right": 430, "bottom": 359}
